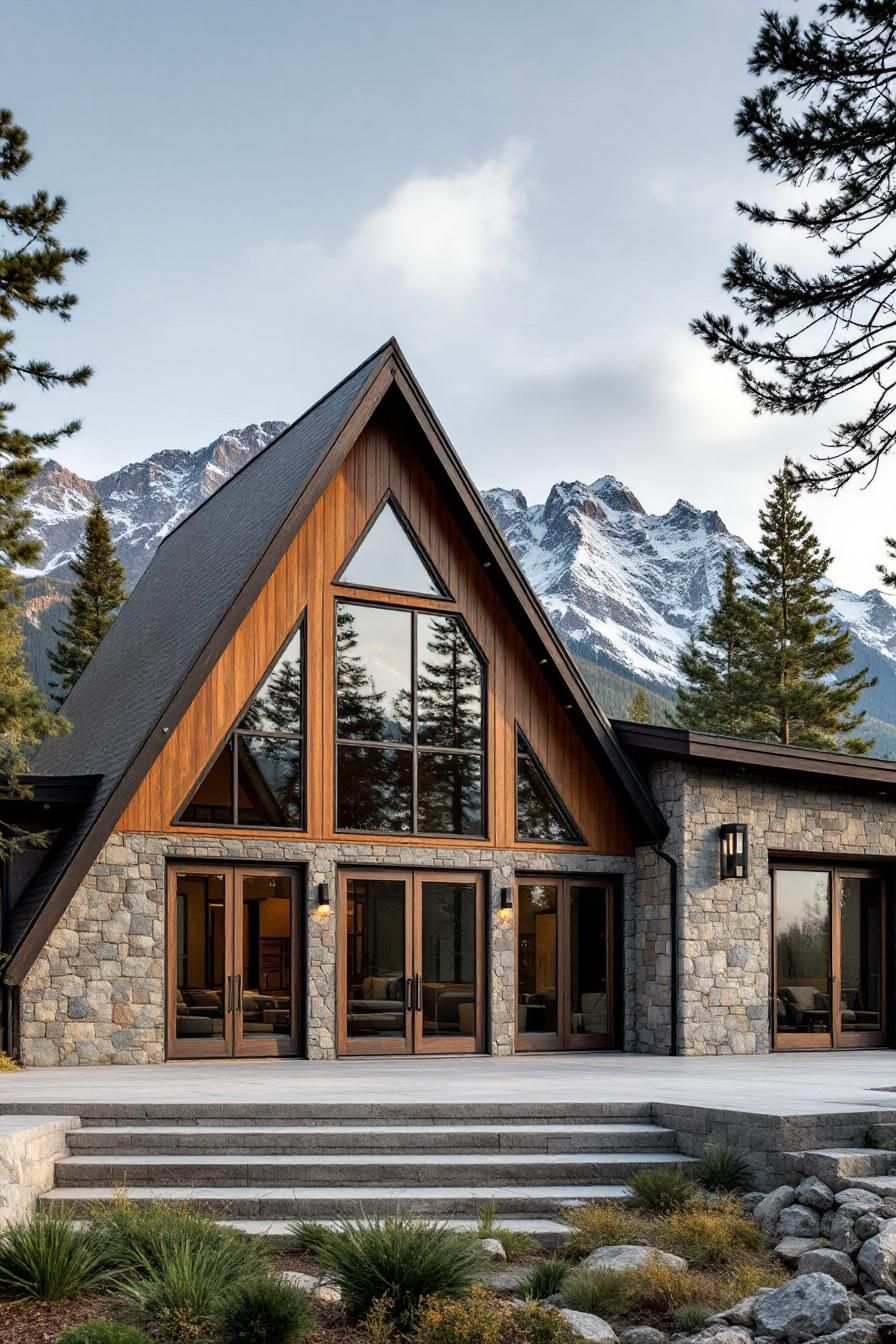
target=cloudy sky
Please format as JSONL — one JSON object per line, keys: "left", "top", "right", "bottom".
{"left": 8, "top": 0, "right": 894, "bottom": 594}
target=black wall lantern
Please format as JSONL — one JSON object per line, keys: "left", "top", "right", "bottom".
{"left": 316, "top": 881, "right": 331, "bottom": 914}
{"left": 719, "top": 823, "right": 749, "bottom": 880}
{"left": 499, "top": 886, "right": 513, "bottom": 921}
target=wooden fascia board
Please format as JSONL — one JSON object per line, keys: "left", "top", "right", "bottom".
{"left": 3, "top": 359, "right": 395, "bottom": 986}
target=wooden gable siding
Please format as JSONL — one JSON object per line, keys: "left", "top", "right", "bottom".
{"left": 117, "top": 407, "right": 634, "bottom": 854}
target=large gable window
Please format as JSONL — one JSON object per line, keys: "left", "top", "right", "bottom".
{"left": 178, "top": 620, "right": 305, "bottom": 828}
{"left": 336, "top": 494, "right": 450, "bottom": 598}
{"left": 336, "top": 600, "right": 484, "bottom": 835}
{"left": 515, "top": 726, "right": 584, "bottom": 845}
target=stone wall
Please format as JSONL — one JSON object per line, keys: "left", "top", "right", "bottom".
{"left": 19, "top": 832, "right": 631, "bottom": 1066}
{"left": 0, "top": 1115, "right": 79, "bottom": 1224}
{"left": 643, "top": 760, "right": 896, "bottom": 1057}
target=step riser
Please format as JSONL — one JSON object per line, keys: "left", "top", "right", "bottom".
{"left": 67, "top": 1130, "right": 675, "bottom": 1157}
{"left": 791, "top": 1151, "right": 896, "bottom": 1183}
{"left": 55, "top": 1156, "right": 689, "bottom": 1188}
{"left": 9, "top": 1103, "right": 655, "bottom": 1125}
{"left": 42, "top": 1191, "right": 629, "bottom": 1217}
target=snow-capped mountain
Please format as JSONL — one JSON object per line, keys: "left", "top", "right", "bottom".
{"left": 17, "top": 425, "right": 896, "bottom": 748}
{"left": 483, "top": 476, "right": 896, "bottom": 693}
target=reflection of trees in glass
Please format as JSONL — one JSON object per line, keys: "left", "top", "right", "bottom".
{"left": 777, "top": 888, "right": 829, "bottom": 980}
{"left": 238, "top": 736, "right": 303, "bottom": 825}
{"left": 336, "top": 605, "right": 390, "bottom": 741}
{"left": 240, "top": 628, "right": 303, "bottom": 732}
{"left": 417, "top": 617, "right": 482, "bottom": 833}
{"left": 516, "top": 738, "right": 578, "bottom": 843}
{"left": 336, "top": 606, "right": 410, "bottom": 829}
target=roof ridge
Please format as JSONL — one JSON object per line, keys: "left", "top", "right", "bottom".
{"left": 157, "top": 337, "right": 397, "bottom": 548}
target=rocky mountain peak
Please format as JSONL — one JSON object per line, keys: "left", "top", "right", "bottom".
{"left": 590, "top": 475, "right": 645, "bottom": 515}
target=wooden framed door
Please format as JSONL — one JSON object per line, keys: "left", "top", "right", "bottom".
{"left": 772, "top": 865, "right": 886, "bottom": 1051}
{"left": 515, "top": 877, "right": 616, "bottom": 1052}
{"left": 337, "top": 869, "right": 485, "bottom": 1056}
{"left": 167, "top": 863, "right": 300, "bottom": 1059}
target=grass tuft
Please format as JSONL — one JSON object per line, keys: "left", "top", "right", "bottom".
{"left": 672, "top": 1303, "right": 713, "bottom": 1333}
{"left": 694, "top": 1144, "right": 752, "bottom": 1194}
{"left": 561, "top": 1266, "right": 632, "bottom": 1318}
{"left": 560, "top": 1202, "right": 652, "bottom": 1258}
{"left": 288, "top": 1219, "right": 341, "bottom": 1259}
{"left": 412, "top": 1285, "right": 577, "bottom": 1344}
{"left": 0, "top": 1212, "right": 108, "bottom": 1302}
{"left": 58, "top": 1325, "right": 154, "bottom": 1344}
{"left": 629, "top": 1168, "right": 695, "bottom": 1214}
{"left": 654, "top": 1197, "right": 763, "bottom": 1270}
{"left": 0, "top": 1050, "right": 20, "bottom": 1071}
{"left": 218, "top": 1275, "right": 313, "bottom": 1344}
{"left": 519, "top": 1258, "right": 568, "bottom": 1301}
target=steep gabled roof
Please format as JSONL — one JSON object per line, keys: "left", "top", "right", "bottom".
{"left": 4, "top": 339, "right": 665, "bottom": 984}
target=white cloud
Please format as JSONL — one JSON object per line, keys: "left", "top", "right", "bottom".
{"left": 347, "top": 140, "right": 529, "bottom": 301}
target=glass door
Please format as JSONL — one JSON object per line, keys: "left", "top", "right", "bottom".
{"left": 516, "top": 878, "right": 616, "bottom": 1051}
{"left": 167, "top": 864, "right": 299, "bottom": 1059}
{"left": 338, "top": 870, "right": 485, "bottom": 1056}
{"left": 773, "top": 866, "right": 887, "bottom": 1050}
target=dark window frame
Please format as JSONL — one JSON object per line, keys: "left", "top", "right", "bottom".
{"left": 333, "top": 490, "right": 454, "bottom": 601}
{"left": 514, "top": 724, "right": 585, "bottom": 846}
{"left": 334, "top": 597, "right": 488, "bottom": 839}
{"left": 173, "top": 613, "right": 307, "bottom": 831}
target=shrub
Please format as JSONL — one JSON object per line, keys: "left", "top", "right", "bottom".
{"left": 218, "top": 1276, "right": 312, "bottom": 1344}
{"left": 695, "top": 1144, "right": 752, "bottom": 1194}
{"left": 0, "top": 1212, "right": 108, "bottom": 1301}
{"left": 318, "top": 1213, "right": 483, "bottom": 1329}
{"left": 288, "top": 1219, "right": 340, "bottom": 1259}
{"left": 412, "top": 1287, "right": 576, "bottom": 1344}
{"left": 629, "top": 1168, "right": 695, "bottom": 1214}
{"left": 520, "top": 1259, "right": 568, "bottom": 1302}
{"left": 59, "top": 1325, "right": 153, "bottom": 1344}
{"left": 0, "top": 1050, "right": 19, "bottom": 1071}
{"left": 560, "top": 1266, "right": 632, "bottom": 1319}
{"left": 116, "top": 1238, "right": 268, "bottom": 1343}
{"left": 560, "top": 1203, "right": 651, "bottom": 1258}
{"left": 625, "top": 1262, "right": 706, "bottom": 1318}
{"left": 93, "top": 1198, "right": 267, "bottom": 1282}
{"left": 654, "top": 1198, "right": 763, "bottom": 1270}
{"left": 673, "top": 1304, "right": 712, "bottom": 1333}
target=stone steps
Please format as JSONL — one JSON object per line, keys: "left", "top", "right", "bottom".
{"left": 217, "top": 1216, "right": 573, "bottom": 1248}
{"left": 67, "top": 1121, "right": 675, "bottom": 1156}
{"left": 787, "top": 1148, "right": 896, "bottom": 1186}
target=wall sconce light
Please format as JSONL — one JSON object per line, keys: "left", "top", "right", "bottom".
{"left": 499, "top": 887, "right": 513, "bottom": 921}
{"left": 316, "top": 882, "right": 331, "bottom": 914}
{"left": 719, "top": 824, "right": 748, "bottom": 880}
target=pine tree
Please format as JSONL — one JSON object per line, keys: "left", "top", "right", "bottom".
{"left": 627, "top": 687, "right": 650, "bottom": 723}
{"left": 48, "top": 499, "right": 126, "bottom": 701}
{"left": 1, "top": 109, "right": 90, "bottom": 854}
{"left": 416, "top": 615, "right": 482, "bottom": 831}
{"left": 692, "top": 3, "right": 896, "bottom": 490}
{"left": 673, "top": 551, "right": 754, "bottom": 736}
{"left": 743, "top": 464, "right": 875, "bottom": 752}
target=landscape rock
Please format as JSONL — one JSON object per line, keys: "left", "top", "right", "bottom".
{"left": 798, "top": 1250, "right": 858, "bottom": 1289}
{"left": 582, "top": 1245, "right": 688, "bottom": 1274}
{"left": 691, "top": 1330, "right": 752, "bottom": 1344}
{"left": 797, "top": 1179, "right": 836, "bottom": 1212}
{"left": 755, "top": 1187, "right": 798, "bottom": 1232}
{"left": 874, "top": 1316, "right": 896, "bottom": 1344}
{"left": 848, "top": 1295, "right": 878, "bottom": 1321}
{"left": 778, "top": 1206, "right": 822, "bottom": 1240}
{"left": 480, "top": 1237, "right": 508, "bottom": 1261}
{"left": 280, "top": 1270, "right": 342, "bottom": 1304}
{"left": 811, "top": 1322, "right": 880, "bottom": 1344}
{"left": 743, "top": 1193, "right": 766, "bottom": 1215}
{"left": 712, "top": 1290, "right": 774, "bottom": 1327}
{"left": 619, "top": 1329, "right": 667, "bottom": 1344}
{"left": 866, "top": 1296, "right": 896, "bottom": 1317}
{"left": 821, "top": 1213, "right": 837, "bottom": 1238}
{"left": 481, "top": 1265, "right": 531, "bottom": 1291}
{"left": 836, "top": 1192, "right": 886, "bottom": 1213}
{"left": 313, "top": 1285, "right": 342, "bottom": 1304}
{"left": 856, "top": 1217, "right": 889, "bottom": 1243}
{"left": 753, "top": 1273, "right": 851, "bottom": 1342}
{"left": 830, "top": 1213, "right": 863, "bottom": 1256}
{"left": 777, "top": 1238, "right": 825, "bottom": 1265}
{"left": 858, "top": 1224, "right": 896, "bottom": 1291}
{"left": 558, "top": 1308, "right": 619, "bottom": 1342}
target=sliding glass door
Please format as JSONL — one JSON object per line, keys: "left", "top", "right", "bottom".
{"left": 167, "top": 864, "right": 300, "bottom": 1058}
{"left": 515, "top": 877, "right": 616, "bottom": 1051}
{"left": 773, "top": 866, "right": 886, "bottom": 1050}
{"left": 337, "top": 870, "right": 485, "bottom": 1056}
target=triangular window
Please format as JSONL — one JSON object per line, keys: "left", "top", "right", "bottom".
{"left": 177, "top": 619, "right": 305, "bottom": 829}
{"left": 515, "top": 726, "right": 584, "bottom": 844}
{"left": 336, "top": 495, "right": 450, "bottom": 598}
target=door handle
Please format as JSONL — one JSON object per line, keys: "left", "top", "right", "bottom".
{"left": 226, "top": 976, "right": 233, "bottom": 1012}
{"left": 405, "top": 977, "right": 413, "bottom": 1012}
{"left": 415, "top": 973, "right": 422, "bottom": 1012}
{"left": 236, "top": 975, "right": 242, "bottom": 1012}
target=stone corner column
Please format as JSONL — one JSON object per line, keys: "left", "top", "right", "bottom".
{"left": 305, "top": 855, "right": 337, "bottom": 1060}
{"left": 489, "top": 861, "right": 515, "bottom": 1056}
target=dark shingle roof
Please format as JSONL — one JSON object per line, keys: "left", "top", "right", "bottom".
{"left": 9, "top": 343, "right": 390, "bottom": 959}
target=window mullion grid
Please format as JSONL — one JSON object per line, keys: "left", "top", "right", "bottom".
{"left": 411, "top": 610, "right": 418, "bottom": 835}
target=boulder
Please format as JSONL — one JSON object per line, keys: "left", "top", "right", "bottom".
{"left": 867, "top": 1296, "right": 896, "bottom": 1317}
{"left": 558, "top": 1309, "right": 619, "bottom": 1342}
{"left": 858, "top": 1224, "right": 896, "bottom": 1291}
{"left": 777, "top": 1238, "right": 825, "bottom": 1265}
{"left": 279, "top": 1270, "right": 341, "bottom": 1304}
{"left": 797, "top": 1178, "right": 836, "bottom": 1212}
{"left": 874, "top": 1316, "right": 896, "bottom": 1344}
{"left": 743, "top": 1192, "right": 767, "bottom": 1215}
{"left": 836, "top": 1192, "right": 886, "bottom": 1213}
{"left": 481, "top": 1265, "right": 531, "bottom": 1290}
{"left": 582, "top": 1245, "right": 688, "bottom": 1274}
{"left": 690, "top": 1331, "right": 752, "bottom": 1344}
{"left": 619, "top": 1329, "right": 667, "bottom": 1344}
{"left": 798, "top": 1250, "right": 858, "bottom": 1289}
{"left": 810, "top": 1323, "right": 880, "bottom": 1344}
{"left": 778, "top": 1206, "right": 822, "bottom": 1240}
{"left": 756, "top": 1187, "right": 798, "bottom": 1232}
{"left": 480, "top": 1237, "right": 508, "bottom": 1261}
{"left": 712, "top": 1290, "right": 775, "bottom": 1327}
{"left": 856, "top": 1217, "right": 889, "bottom": 1244}
{"left": 753, "top": 1273, "right": 851, "bottom": 1342}
{"left": 830, "top": 1213, "right": 863, "bottom": 1257}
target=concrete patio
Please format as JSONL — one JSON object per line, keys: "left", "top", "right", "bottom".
{"left": 4, "top": 1049, "right": 896, "bottom": 1117}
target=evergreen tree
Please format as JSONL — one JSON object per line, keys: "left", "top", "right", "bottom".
{"left": 692, "top": 3, "right": 896, "bottom": 490}
{"left": 743, "top": 464, "right": 875, "bottom": 751}
{"left": 627, "top": 687, "right": 650, "bottom": 723}
{"left": 673, "top": 551, "right": 755, "bottom": 736}
{"left": 416, "top": 615, "right": 482, "bottom": 832}
{"left": 48, "top": 498, "right": 126, "bottom": 701}
{"left": 0, "top": 108, "right": 90, "bottom": 854}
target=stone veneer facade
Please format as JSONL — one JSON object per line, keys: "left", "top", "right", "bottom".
{"left": 19, "top": 832, "right": 633, "bottom": 1066}
{"left": 635, "top": 759, "right": 896, "bottom": 1056}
